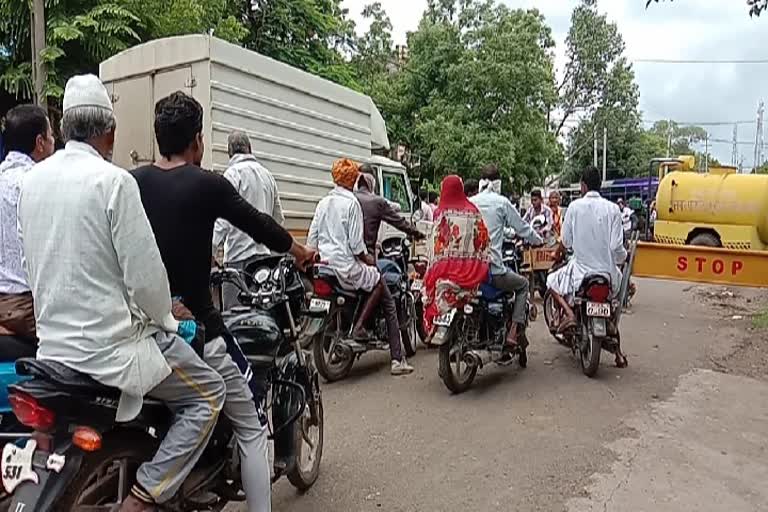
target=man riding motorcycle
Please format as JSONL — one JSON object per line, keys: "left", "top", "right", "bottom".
{"left": 131, "top": 91, "right": 315, "bottom": 512}
{"left": 471, "top": 164, "right": 542, "bottom": 356}
{"left": 308, "top": 159, "right": 413, "bottom": 376}
{"left": 0, "top": 104, "right": 55, "bottom": 350}
{"left": 354, "top": 165, "right": 423, "bottom": 375}
{"left": 546, "top": 166, "right": 628, "bottom": 367}
{"left": 17, "top": 75, "right": 226, "bottom": 511}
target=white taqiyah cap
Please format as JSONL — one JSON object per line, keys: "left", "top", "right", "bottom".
{"left": 62, "top": 74, "right": 113, "bottom": 114}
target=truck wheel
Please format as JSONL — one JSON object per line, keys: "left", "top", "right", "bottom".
{"left": 688, "top": 233, "right": 721, "bottom": 247}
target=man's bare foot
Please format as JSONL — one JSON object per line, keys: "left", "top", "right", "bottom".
{"left": 557, "top": 316, "right": 576, "bottom": 333}
{"left": 505, "top": 323, "right": 519, "bottom": 348}
{"left": 614, "top": 351, "right": 628, "bottom": 368}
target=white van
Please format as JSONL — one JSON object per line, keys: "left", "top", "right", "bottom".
{"left": 100, "top": 34, "right": 417, "bottom": 239}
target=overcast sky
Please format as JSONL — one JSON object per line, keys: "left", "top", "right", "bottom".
{"left": 344, "top": 0, "right": 768, "bottom": 168}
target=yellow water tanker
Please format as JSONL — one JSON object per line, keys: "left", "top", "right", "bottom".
{"left": 654, "top": 167, "right": 768, "bottom": 250}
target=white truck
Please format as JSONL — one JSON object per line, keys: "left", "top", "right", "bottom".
{"left": 99, "top": 34, "right": 418, "bottom": 240}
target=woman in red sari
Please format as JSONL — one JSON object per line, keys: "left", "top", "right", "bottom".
{"left": 423, "top": 175, "right": 490, "bottom": 338}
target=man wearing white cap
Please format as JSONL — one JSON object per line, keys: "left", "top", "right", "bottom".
{"left": 17, "top": 74, "right": 225, "bottom": 511}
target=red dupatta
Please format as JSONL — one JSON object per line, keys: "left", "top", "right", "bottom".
{"left": 422, "top": 175, "right": 490, "bottom": 335}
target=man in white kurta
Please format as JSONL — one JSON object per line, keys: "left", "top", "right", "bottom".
{"left": 308, "top": 158, "right": 414, "bottom": 374}
{"left": 213, "top": 130, "right": 285, "bottom": 309}
{"left": 17, "top": 74, "right": 225, "bottom": 510}
{"left": 547, "top": 166, "right": 627, "bottom": 327}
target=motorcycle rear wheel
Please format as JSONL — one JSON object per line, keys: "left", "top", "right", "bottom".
{"left": 55, "top": 432, "right": 156, "bottom": 512}
{"left": 579, "top": 332, "right": 602, "bottom": 378}
{"left": 287, "top": 394, "right": 324, "bottom": 491}
{"left": 438, "top": 327, "right": 477, "bottom": 394}
{"left": 313, "top": 315, "right": 354, "bottom": 382}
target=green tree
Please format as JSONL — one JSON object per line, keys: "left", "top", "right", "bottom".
{"left": 384, "top": 1, "right": 561, "bottom": 189}
{"left": 559, "top": 0, "right": 643, "bottom": 181}
{"left": 351, "top": 2, "right": 395, "bottom": 81}
{"left": 243, "top": 0, "right": 358, "bottom": 88}
{"left": 554, "top": 0, "right": 632, "bottom": 137}
{"left": 0, "top": 0, "right": 142, "bottom": 101}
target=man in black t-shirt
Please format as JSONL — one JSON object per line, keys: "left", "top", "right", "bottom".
{"left": 132, "top": 91, "right": 314, "bottom": 512}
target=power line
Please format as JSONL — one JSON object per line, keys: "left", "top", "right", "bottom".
{"left": 641, "top": 119, "right": 757, "bottom": 126}
{"left": 633, "top": 58, "right": 768, "bottom": 64}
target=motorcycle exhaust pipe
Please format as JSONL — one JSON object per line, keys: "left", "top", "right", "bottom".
{"left": 465, "top": 350, "right": 493, "bottom": 368}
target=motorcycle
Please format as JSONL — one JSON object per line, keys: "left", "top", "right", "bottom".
{"left": 214, "top": 256, "right": 323, "bottom": 489}
{"left": 543, "top": 237, "right": 633, "bottom": 377}
{"left": 1, "top": 257, "right": 322, "bottom": 512}
{"left": 431, "top": 237, "right": 535, "bottom": 394}
{"left": 0, "top": 336, "right": 36, "bottom": 509}
{"left": 308, "top": 237, "right": 418, "bottom": 382}
{"left": 526, "top": 214, "right": 557, "bottom": 300}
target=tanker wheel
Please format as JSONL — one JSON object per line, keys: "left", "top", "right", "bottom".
{"left": 688, "top": 233, "right": 721, "bottom": 248}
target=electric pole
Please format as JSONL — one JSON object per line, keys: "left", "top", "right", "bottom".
{"left": 666, "top": 120, "right": 672, "bottom": 158}
{"left": 704, "top": 131, "right": 709, "bottom": 173}
{"left": 593, "top": 126, "right": 598, "bottom": 167}
{"left": 754, "top": 101, "right": 764, "bottom": 172}
{"left": 602, "top": 126, "right": 607, "bottom": 182}
{"left": 30, "top": 0, "right": 47, "bottom": 109}
{"left": 731, "top": 124, "right": 738, "bottom": 168}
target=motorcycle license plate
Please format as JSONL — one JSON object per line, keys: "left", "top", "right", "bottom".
{"left": 2, "top": 440, "right": 39, "bottom": 493}
{"left": 410, "top": 279, "right": 423, "bottom": 292}
{"left": 434, "top": 309, "right": 456, "bottom": 327}
{"left": 586, "top": 302, "right": 611, "bottom": 318}
{"left": 309, "top": 298, "right": 331, "bottom": 313}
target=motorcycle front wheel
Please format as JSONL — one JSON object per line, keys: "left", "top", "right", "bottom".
{"left": 402, "top": 293, "right": 419, "bottom": 357}
{"left": 287, "top": 393, "right": 324, "bottom": 491}
{"left": 414, "top": 298, "right": 428, "bottom": 344}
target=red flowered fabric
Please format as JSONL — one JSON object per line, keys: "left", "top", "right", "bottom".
{"left": 423, "top": 176, "right": 490, "bottom": 337}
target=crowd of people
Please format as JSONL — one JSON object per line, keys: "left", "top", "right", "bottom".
{"left": 0, "top": 72, "right": 631, "bottom": 511}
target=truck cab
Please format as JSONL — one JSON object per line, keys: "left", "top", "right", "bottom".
{"left": 364, "top": 156, "right": 431, "bottom": 255}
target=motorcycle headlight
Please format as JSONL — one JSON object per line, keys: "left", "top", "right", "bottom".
{"left": 254, "top": 268, "right": 270, "bottom": 284}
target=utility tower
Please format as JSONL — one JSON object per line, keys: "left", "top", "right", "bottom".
{"left": 731, "top": 124, "right": 738, "bottom": 167}
{"left": 754, "top": 101, "right": 765, "bottom": 171}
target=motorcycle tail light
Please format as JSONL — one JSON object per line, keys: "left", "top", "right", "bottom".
{"left": 313, "top": 279, "right": 333, "bottom": 297}
{"left": 413, "top": 261, "right": 428, "bottom": 276}
{"left": 9, "top": 391, "right": 55, "bottom": 431}
{"left": 72, "top": 426, "right": 102, "bottom": 452}
{"left": 585, "top": 283, "right": 610, "bottom": 303}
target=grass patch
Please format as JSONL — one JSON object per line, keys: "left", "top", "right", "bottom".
{"left": 753, "top": 310, "right": 768, "bottom": 330}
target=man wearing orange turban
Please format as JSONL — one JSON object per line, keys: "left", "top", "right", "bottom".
{"left": 308, "top": 159, "right": 413, "bottom": 375}
{"left": 331, "top": 158, "right": 360, "bottom": 189}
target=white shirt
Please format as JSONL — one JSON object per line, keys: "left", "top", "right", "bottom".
{"left": 620, "top": 206, "right": 634, "bottom": 232}
{"left": 561, "top": 191, "right": 627, "bottom": 292}
{"left": 18, "top": 141, "right": 179, "bottom": 421}
{"left": 0, "top": 152, "right": 34, "bottom": 294}
{"left": 213, "top": 154, "right": 285, "bottom": 263}
{"left": 472, "top": 191, "right": 542, "bottom": 275}
{"left": 308, "top": 186, "right": 378, "bottom": 290}
{"left": 523, "top": 203, "right": 554, "bottom": 231}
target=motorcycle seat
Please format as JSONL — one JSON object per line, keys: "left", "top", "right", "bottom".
{"left": 15, "top": 358, "right": 121, "bottom": 399}
{"left": 576, "top": 274, "right": 611, "bottom": 297}
{"left": 315, "top": 267, "right": 359, "bottom": 298}
{"left": 479, "top": 282, "right": 506, "bottom": 301}
{"left": 0, "top": 335, "right": 37, "bottom": 361}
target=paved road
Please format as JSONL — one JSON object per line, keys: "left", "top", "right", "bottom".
{"left": 254, "top": 279, "right": 764, "bottom": 512}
